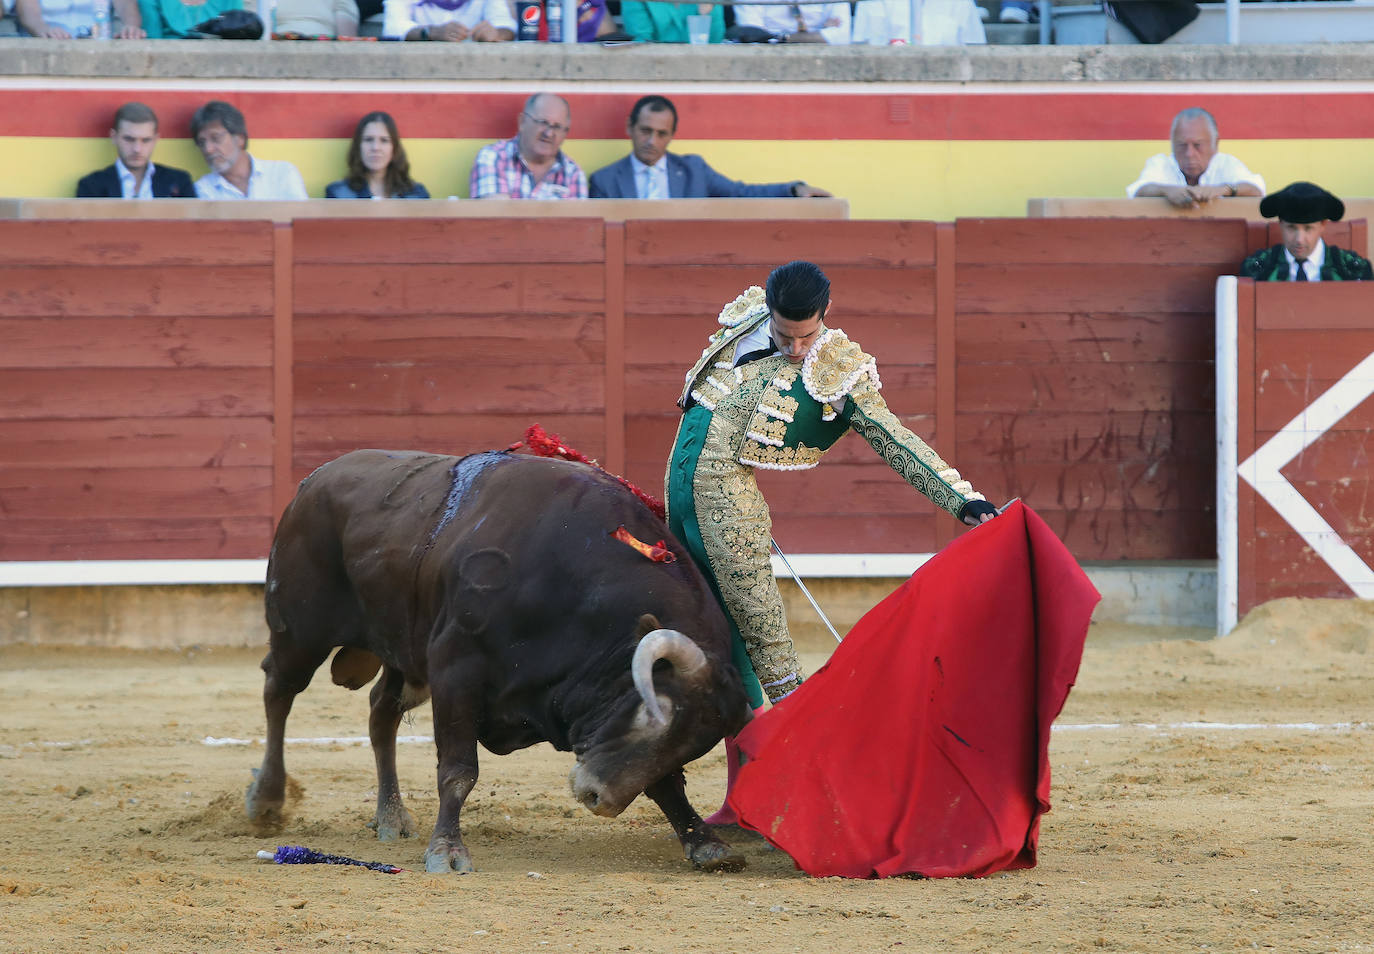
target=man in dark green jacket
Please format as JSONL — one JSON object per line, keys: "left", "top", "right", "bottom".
{"left": 1241, "top": 181, "right": 1373, "bottom": 282}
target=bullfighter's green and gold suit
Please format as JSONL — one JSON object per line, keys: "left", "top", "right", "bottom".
{"left": 665, "top": 287, "right": 987, "bottom": 706}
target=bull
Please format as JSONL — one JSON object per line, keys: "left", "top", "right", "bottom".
{"left": 244, "top": 448, "right": 753, "bottom": 873}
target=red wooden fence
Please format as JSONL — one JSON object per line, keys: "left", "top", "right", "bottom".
{"left": 2, "top": 215, "right": 1356, "bottom": 565}
{"left": 1233, "top": 281, "right": 1374, "bottom": 612}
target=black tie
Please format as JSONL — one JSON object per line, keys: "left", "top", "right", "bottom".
{"left": 1294, "top": 259, "right": 1309, "bottom": 281}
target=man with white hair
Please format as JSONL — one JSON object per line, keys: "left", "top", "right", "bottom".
{"left": 1127, "top": 106, "right": 1265, "bottom": 208}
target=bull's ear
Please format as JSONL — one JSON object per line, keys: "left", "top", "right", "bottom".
{"left": 633, "top": 614, "right": 662, "bottom": 639}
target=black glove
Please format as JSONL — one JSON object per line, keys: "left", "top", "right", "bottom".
{"left": 958, "top": 499, "right": 999, "bottom": 526}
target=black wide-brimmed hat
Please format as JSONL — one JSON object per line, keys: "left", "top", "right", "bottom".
{"left": 1258, "top": 181, "right": 1345, "bottom": 224}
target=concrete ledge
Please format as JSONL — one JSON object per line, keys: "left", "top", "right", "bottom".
{"left": 0, "top": 561, "right": 1216, "bottom": 650}
{"left": 4, "top": 38, "right": 1374, "bottom": 83}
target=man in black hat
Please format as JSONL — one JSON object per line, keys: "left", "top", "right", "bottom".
{"left": 1241, "top": 181, "right": 1372, "bottom": 282}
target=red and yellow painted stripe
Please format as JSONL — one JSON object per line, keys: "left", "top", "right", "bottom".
{"left": 6, "top": 82, "right": 1374, "bottom": 218}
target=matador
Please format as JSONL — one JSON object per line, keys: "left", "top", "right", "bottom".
{"left": 664, "top": 261, "right": 999, "bottom": 823}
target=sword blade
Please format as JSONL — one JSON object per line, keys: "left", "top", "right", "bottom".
{"left": 771, "top": 536, "right": 843, "bottom": 643}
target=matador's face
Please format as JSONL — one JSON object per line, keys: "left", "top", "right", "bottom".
{"left": 770, "top": 307, "right": 827, "bottom": 364}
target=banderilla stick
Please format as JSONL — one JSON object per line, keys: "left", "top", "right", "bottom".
{"left": 771, "top": 536, "right": 843, "bottom": 644}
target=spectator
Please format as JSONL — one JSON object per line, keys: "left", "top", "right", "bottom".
{"left": 469, "top": 93, "right": 586, "bottom": 200}
{"left": 619, "top": 1, "right": 723, "bottom": 42}
{"left": 589, "top": 95, "right": 832, "bottom": 200}
{"left": 76, "top": 102, "right": 195, "bottom": 199}
{"left": 15, "top": 0, "right": 145, "bottom": 36}
{"left": 1127, "top": 106, "right": 1265, "bottom": 208}
{"left": 1240, "top": 182, "right": 1372, "bottom": 282}
{"left": 574, "top": 0, "right": 614, "bottom": 40}
{"left": 852, "top": 0, "right": 985, "bottom": 45}
{"left": 191, "top": 101, "right": 310, "bottom": 200}
{"left": 326, "top": 111, "right": 430, "bottom": 199}
{"left": 274, "top": 0, "right": 359, "bottom": 36}
{"left": 383, "top": 0, "right": 512, "bottom": 41}
{"left": 734, "top": 1, "right": 850, "bottom": 44}
{"left": 138, "top": 0, "right": 241, "bottom": 36}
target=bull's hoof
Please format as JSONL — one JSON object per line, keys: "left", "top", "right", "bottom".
{"left": 245, "top": 771, "right": 285, "bottom": 827}
{"left": 367, "top": 806, "right": 417, "bottom": 842}
{"left": 424, "top": 846, "right": 475, "bottom": 874}
{"left": 687, "top": 839, "right": 747, "bottom": 873}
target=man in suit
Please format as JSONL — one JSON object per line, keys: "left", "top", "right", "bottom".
{"left": 588, "top": 95, "right": 832, "bottom": 200}
{"left": 1241, "top": 181, "right": 1373, "bottom": 282}
{"left": 76, "top": 102, "right": 195, "bottom": 199}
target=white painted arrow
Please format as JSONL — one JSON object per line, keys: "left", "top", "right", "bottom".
{"left": 1237, "top": 349, "right": 1374, "bottom": 599}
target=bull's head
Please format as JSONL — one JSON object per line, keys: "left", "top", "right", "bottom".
{"left": 569, "top": 614, "right": 751, "bottom": 817}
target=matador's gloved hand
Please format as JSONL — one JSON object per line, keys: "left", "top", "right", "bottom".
{"left": 958, "top": 499, "right": 999, "bottom": 526}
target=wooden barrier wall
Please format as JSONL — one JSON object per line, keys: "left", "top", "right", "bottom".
{"left": 1233, "top": 281, "right": 1374, "bottom": 612}
{"left": 2, "top": 215, "right": 1350, "bottom": 566}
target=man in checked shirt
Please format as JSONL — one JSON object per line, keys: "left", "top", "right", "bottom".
{"left": 469, "top": 93, "right": 588, "bottom": 200}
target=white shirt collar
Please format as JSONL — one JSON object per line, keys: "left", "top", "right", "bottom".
{"left": 115, "top": 158, "right": 156, "bottom": 199}
{"left": 1284, "top": 239, "right": 1326, "bottom": 280}
{"left": 629, "top": 153, "right": 668, "bottom": 199}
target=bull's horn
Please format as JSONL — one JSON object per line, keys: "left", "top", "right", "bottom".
{"left": 631, "top": 628, "right": 708, "bottom": 726}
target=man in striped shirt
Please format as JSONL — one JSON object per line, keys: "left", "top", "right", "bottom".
{"left": 469, "top": 93, "right": 587, "bottom": 200}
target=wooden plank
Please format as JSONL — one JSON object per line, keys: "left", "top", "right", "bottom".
{"left": 955, "top": 218, "right": 1249, "bottom": 266}
{"left": 292, "top": 413, "right": 602, "bottom": 457}
{"left": 956, "top": 264, "right": 1226, "bottom": 314}
{"left": 1032, "top": 509, "right": 1214, "bottom": 561}
{"left": 604, "top": 222, "right": 626, "bottom": 477}
{"left": 957, "top": 362, "right": 1213, "bottom": 413}
{"left": 0, "top": 467, "right": 272, "bottom": 518}
{"left": 1255, "top": 283, "right": 1374, "bottom": 330}
{"left": 292, "top": 217, "right": 606, "bottom": 265}
{"left": 626, "top": 265, "right": 936, "bottom": 317}
{"left": 955, "top": 312, "right": 1213, "bottom": 364}
{"left": 294, "top": 365, "right": 604, "bottom": 415}
{"left": 294, "top": 314, "right": 605, "bottom": 366}
{"left": 292, "top": 263, "right": 606, "bottom": 316}
{"left": 0, "top": 317, "right": 273, "bottom": 369}
{"left": 0, "top": 369, "right": 273, "bottom": 419}
{"left": 624, "top": 220, "right": 936, "bottom": 267}
{"left": 272, "top": 223, "right": 294, "bottom": 530}
{"left": 624, "top": 313, "right": 937, "bottom": 367}
{"left": 1236, "top": 278, "right": 1258, "bottom": 615}
{"left": 1253, "top": 379, "right": 1374, "bottom": 432}
{"left": 957, "top": 411, "right": 1215, "bottom": 463}
{"left": 0, "top": 220, "right": 274, "bottom": 266}
{"left": 0, "top": 516, "right": 273, "bottom": 561}
{"left": 1255, "top": 484, "right": 1374, "bottom": 535}
{"left": 0, "top": 418, "right": 273, "bottom": 469}
{"left": 0, "top": 266, "right": 275, "bottom": 318}
{"left": 771, "top": 513, "right": 938, "bottom": 554}
{"left": 1251, "top": 537, "right": 1363, "bottom": 590}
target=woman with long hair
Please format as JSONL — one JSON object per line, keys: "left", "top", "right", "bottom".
{"left": 326, "top": 111, "right": 429, "bottom": 199}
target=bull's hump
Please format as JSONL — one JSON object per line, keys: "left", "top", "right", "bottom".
{"left": 431, "top": 451, "right": 508, "bottom": 542}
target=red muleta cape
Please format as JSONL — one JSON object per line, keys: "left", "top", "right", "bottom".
{"left": 728, "top": 501, "right": 1099, "bottom": 879}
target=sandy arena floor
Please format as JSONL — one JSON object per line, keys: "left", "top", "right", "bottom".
{"left": 1, "top": 598, "right": 1371, "bottom": 953}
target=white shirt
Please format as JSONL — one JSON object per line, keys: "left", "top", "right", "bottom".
{"left": 116, "top": 158, "right": 156, "bottom": 200}
{"left": 852, "top": 0, "right": 986, "bottom": 45}
{"left": 630, "top": 154, "right": 670, "bottom": 200}
{"left": 1285, "top": 239, "right": 1326, "bottom": 281}
{"left": 732, "top": 321, "right": 774, "bottom": 365}
{"left": 1126, "top": 152, "right": 1266, "bottom": 198}
{"left": 734, "top": 2, "right": 851, "bottom": 45}
{"left": 383, "top": 0, "right": 515, "bottom": 38}
{"left": 196, "top": 156, "right": 309, "bottom": 200}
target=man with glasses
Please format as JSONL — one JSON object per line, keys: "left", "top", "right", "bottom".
{"left": 469, "top": 93, "right": 587, "bottom": 200}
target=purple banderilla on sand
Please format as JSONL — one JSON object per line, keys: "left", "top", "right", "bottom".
{"left": 257, "top": 845, "right": 405, "bottom": 874}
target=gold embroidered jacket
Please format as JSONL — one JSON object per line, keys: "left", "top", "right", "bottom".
{"left": 679, "top": 290, "right": 985, "bottom": 519}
